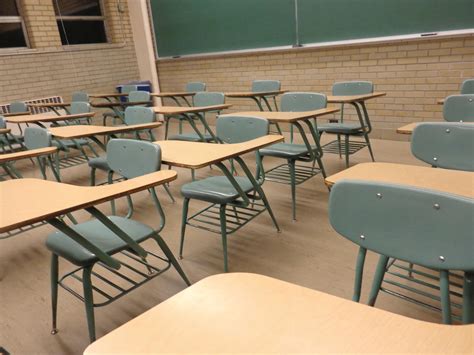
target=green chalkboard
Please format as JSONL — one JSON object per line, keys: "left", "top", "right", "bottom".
{"left": 298, "top": 0, "right": 474, "bottom": 44}
{"left": 150, "top": 0, "right": 296, "bottom": 57}
{"left": 150, "top": 0, "right": 474, "bottom": 57}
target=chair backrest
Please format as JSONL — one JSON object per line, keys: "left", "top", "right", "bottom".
{"left": 252, "top": 80, "right": 281, "bottom": 93}
{"left": 0, "top": 116, "right": 6, "bottom": 129}
{"left": 443, "top": 95, "right": 474, "bottom": 122}
{"left": 107, "top": 139, "right": 161, "bottom": 179}
{"left": 186, "top": 82, "right": 206, "bottom": 92}
{"left": 332, "top": 81, "right": 373, "bottom": 96}
{"left": 461, "top": 79, "right": 474, "bottom": 94}
{"left": 71, "top": 91, "right": 89, "bottom": 102}
{"left": 124, "top": 106, "right": 155, "bottom": 125}
{"left": 128, "top": 90, "right": 151, "bottom": 103}
{"left": 9, "top": 101, "right": 29, "bottom": 114}
{"left": 329, "top": 180, "right": 474, "bottom": 271}
{"left": 411, "top": 122, "right": 474, "bottom": 172}
{"left": 280, "top": 92, "right": 327, "bottom": 112}
{"left": 216, "top": 115, "right": 269, "bottom": 144}
{"left": 69, "top": 102, "right": 91, "bottom": 115}
{"left": 193, "top": 92, "right": 225, "bottom": 107}
{"left": 122, "top": 85, "right": 138, "bottom": 95}
{"left": 24, "top": 127, "right": 52, "bottom": 150}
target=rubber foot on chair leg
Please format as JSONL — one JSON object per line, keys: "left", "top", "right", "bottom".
{"left": 51, "top": 328, "right": 58, "bottom": 335}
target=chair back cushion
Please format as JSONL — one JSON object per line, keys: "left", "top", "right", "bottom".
{"left": 186, "top": 82, "right": 206, "bottom": 92}
{"left": 411, "top": 122, "right": 474, "bottom": 171}
{"left": 107, "top": 139, "right": 161, "bottom": 179}
{"left": 332, "top": 81, "right": 373, "bottom": 96}
{"left": 216, "top": 116, "right": 269, "bottom": 143}
{"left": 252, "top": 80, "right": 281, "bottom": 93}
{"left": 280, "top": 92, "right": 327, "bottom": 112}
{"left": 124, "top": 106, "right": 155, "bottom": 125}
{"left": 69, "top": 102, "right": 91, "bottom": 115}
{"left": 9, "top": 101, "right": 28, "bottom": 114}
{"left": 71, "top": 91, "right": 89, "bottom": 102}
{"left": 329, "top": 180, "right": 474, "bottom": 271}
{"left": 443, "top": 95, "right": 474, "bottom": 122}
{"left": 24, "top": 127, "right": 52, "bottom": 149}
{"left": 128, "top": 90, "right": 151, "bottom": 103}
{"left": 193, "top": 92, "right": 225, "bottom": 107}
{"left": 461, "top": 79, "right": 474, "bottom": 94}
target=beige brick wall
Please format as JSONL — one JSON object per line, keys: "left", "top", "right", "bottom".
{"left": 157, "top": 36, "right": 474, "bottom": 140}
{"left": 0, "top": 0, "right": 140, "bottom": 104}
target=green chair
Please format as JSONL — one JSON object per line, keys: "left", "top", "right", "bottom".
{"left": 9, "top": 101, "right": 30, "bottom": 135}
{"left": 252, "top": 80, "right": 281, "bottom": 111}
{"left": 187, "top": 81, "right": 206, "bottom": 94}
{"left": 329, "top": 180, "right": 474, "bottom": 324}
{"left": 46, "top": 139, "right": 190, "bottom": 342}
{"left": 260, "top": 92, "right": 327, "bottom": 221}
{"left": 443, "top": 95, "right": 474, "bottom": 122}
{"left": 460, "top": 79, "right": 474, "bottom": 94}
{"left": 24, "top": 127, "right": 61, "bottom": 181}
{"left": 89, "top": 106, "right": 157, "bottom": 185}
{"left": 52, "top": 102, "right": 92, "bottom": 127}
{"left": 411, "top": 122, "right": 474, "bottom": 172}
{"left": 102, "top": 85, "right": 140, "bottom": 125}
{"left": 166, "top": 92, "right": 224, "bottom": 143}
{"left": 179, "top": 115, "right": 280, "bottom": 272}
{"left": 71, "top": 91, "right": 90, "bottom": 103}
{"left": 0, "top": 115, "right": 26, "bottom": 153}
{"left": 318, "top": 81, "right": 375, "bottom": 167}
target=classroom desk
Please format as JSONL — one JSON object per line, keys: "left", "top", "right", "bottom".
{"left": 5, "top": 112, "right": 95, "bottom": 128}
{"left": 89, "top": 93, "right": 128, "bottom": 103}
{"left": 28, "top": 102, "right": 71, "bottom": 115}
{"left": 0, "top": 147, "right": 58, "bottom": 179}
{"left": 225, "top": 90, "right": 287, "bottom": 111}
{"left": 1, "top": 111, "right": 31, "bottom": 117}
{"left": 0, "top": 170, "right": 176, "bottom": 261}
{"left": 0, "top": 128, "right": 11, "bottom": 135}
{"left": 154, "top": 135, "right": 283, "bottom": 169}
{"left": 228, "top": 107, "right": 339, "bottom": 123}
{"left": 49, "top": 122, "right": 162, "bottom": 151}
{"left": 84, "top": 273, "right": 474, "bottom": 354}
{"left": 325, "top": 162, "right": 474, "bottom": 198}
{"left": 397, "top": 121, "right": 474, "bottom": 135}
{"left": 150, "top": 92, "right": 196, "bottom": 107}
{"left": 153, "top": 104, "right": 232, "bottom": 142}
{"left": 326, "top": 92, "right": 387, "bottom": 104}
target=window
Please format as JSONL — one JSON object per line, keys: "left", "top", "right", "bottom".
{"left": 53, "top": 0, "right": 108, "bottom": 45}
{"left": 0, "top": 0, "right": 28, "bottom": 48}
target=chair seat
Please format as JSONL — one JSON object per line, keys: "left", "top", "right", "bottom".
{"left": 46, "top": 216, "right": 154, "bottom": 267}
{"left": 317, "top": 123, "right": 362, "bottom": 134}
{"left": 53, "top": 139, "right": 89, "bottom": 148}
{"left": 169, "top": 133, "right": 214, "bottom": 142}
{"left": 260, "top": 143, "right": 314, "bottom": 159}
{"left": 103, "top": 111, "right": 120, "bottom": 118}
{"left": 181, "top": 176, "right": 254, "bottom": 204}
{"left": 88, "top": 156, "right": 110, "bottom": 171}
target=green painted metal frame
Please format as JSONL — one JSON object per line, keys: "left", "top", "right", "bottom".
{"left": 320, "top": 101, "right": 375, "bottom": 167}
{"left": 49, "top": 187, "right": 190, "bottom": 342}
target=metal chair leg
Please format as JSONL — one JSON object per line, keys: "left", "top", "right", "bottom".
{"left": 179, "top": 198, "right": 190, "bottom": 259}
{"left": 219, "top": 204, "right": 229, "bottom": 272}
{"left": 90, "top": 168, "right": 96, "bottom": 186}
{"left": 353, "top": 247, "right": 367, "bottom": 302}
{"left": 82, "top": 266, "right": 96, "bottom": 343}
{"left": 153, "top": 232, "right": 191, "bottom": 286}
{"left": 337, "top": 134, "right": 342, "bottom": 158}
{"left": 344, "top": 135, "right": 350, "bottom": 167}
{"left": 462, "top": 272, "right": 474, "bottom": 324}
{"left": 289, "top": 160, "right": 297, "bottom": 221}
{"left": 50, "top": 254, "right": 59, "bottom": 335}
{"left": 163, "top": 184, "right": 175, "bottom": 203}
{"left": 368, "top": 255, "right": 389, "bottom": 306}
{"left": 364, "top": 132, "right": 375, "bottom": 162}
{"left": 440, "top": 270, "right": 452, "bottom": 324}
{"left": 108, "top": 171, "right": 116, "bottom": 215}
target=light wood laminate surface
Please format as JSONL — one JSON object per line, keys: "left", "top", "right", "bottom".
{"left": 222, "top": 107, "right": 339, "bottom": 123}
{"left": 327, "top": 92, "right": 386, "bottom": 103}
{"left": 89, "top": 93, "right": 127, "bottom": 99}
{"left": 0, "top": 147, "right": 57, "bottom": 163}
{"left": 1, "top": 111, "right": 31, "bottom": 117}
{"left": 397, "top": 121, "right": 474, "bottom": 134}
{"left": 0, "top": 128, "right": 11, "bottom": 135}
{"left": 49, "top": 122, "right": 161, "bottom": 139}
{"left": 28, "top": 102, "right": 70, "bottom": 109}
{"left": 150, "top": 92, "right": 196, "bottom": 98}
{"left": 0, "top": 170, "right": 177, "bottom": 233}
{"left": 155, "top": 135, "right": 283, "bottom": 169}
{"left": 325, "top": 162, "right": 474, "bottom": 198}
{"left": 5, "top": 112, "right": 95, "bottom": 124}
{"left": 152, "top": 104, "right": 231, "bottom": 115}
{"left": 91, "top": 101, "right": 151, "bottom": 108}
{"left": 225, "top": 90, "right": 287, "bottom": 98}
{"left": 85, "top": 273, "right": 474, "bottom": 354}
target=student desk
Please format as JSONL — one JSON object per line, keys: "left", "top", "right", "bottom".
{"left": 325, "top": 162, "right": 474, "bottom": 198}
{"left": 397, "top": 122, "right": 474, "bottom": 135}
{"left": 49, "top": 123, "right": 162, "bottom": 151}
{"left": 0, "top": 170, "right": 177, "bottom": 264}
{"left": 0, "top": 147, "right": 58, "bottom": 179}
{"left": 0, "top": 128, "right": 11, "bottom": 135}
{"left": 153, "top": 104, "right": 232, "bottom": 142}
{"left": 225, "top": 90, "right": 287, "bottom": 111}
{"left": 28, "top": 102, "right": 71, "bottom": 115}
{"left": 84, "top": 273, "right": 474, "bottom": 354}
{"left": 1, "top": 111, "right": 31, "bottom": 117}
{"left": 90, "top": 93, "right": 128, "bottom": 102}
{"left": 5, "top": 112, "right": 95, "bottom": 128}
{"left": 150, "top": 92, "right": 196, "bottom": 107}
